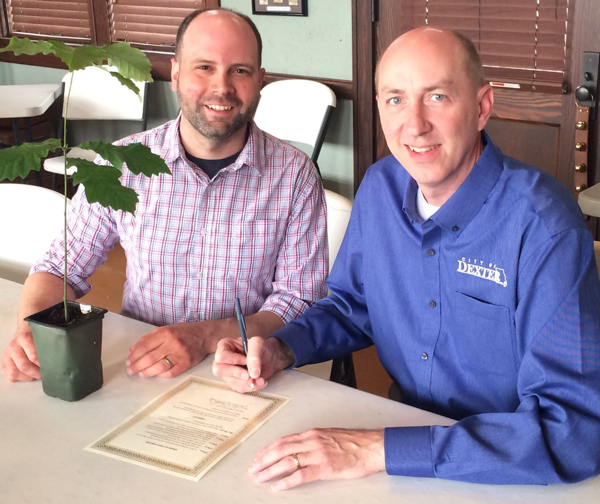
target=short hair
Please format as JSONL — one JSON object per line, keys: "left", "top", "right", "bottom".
{"left": 374, "top": 29, "right": 486, "bottom": 90}
{"left": 175, "top": 8, "right": 263, "bottom": 67}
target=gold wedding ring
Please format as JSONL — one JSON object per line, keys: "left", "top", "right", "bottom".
{"left": 291, "top": 453, "right": 301, "bottom": 470}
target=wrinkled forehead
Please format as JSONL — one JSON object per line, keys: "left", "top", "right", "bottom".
{"left": 377, "top": 34, "right": 466, "bottom": 93}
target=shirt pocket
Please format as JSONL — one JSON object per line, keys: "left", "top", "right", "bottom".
{"left": 212, "top": 219, "right": 282, "bottom": 283}
{"left": 449, "top": 292, "right": 517, "bottom": 376}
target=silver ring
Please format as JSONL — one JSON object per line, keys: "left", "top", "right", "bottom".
{"left": 291, "top": 453, "right": 301, "bottom": 470}
{"left": 163, "top": 356, "right": 173, "bottom": 368}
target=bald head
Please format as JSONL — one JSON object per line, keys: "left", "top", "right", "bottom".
{"left": 376, "top": 28, "right": 485, "bottom": 92}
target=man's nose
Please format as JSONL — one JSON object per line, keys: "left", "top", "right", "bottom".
{"left": 210, "top": 71, "right": 234, "bottom": 94}
{"left": 405, "top": 102, "right": 430, "bottom": 136}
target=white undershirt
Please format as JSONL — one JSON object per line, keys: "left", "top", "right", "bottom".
{"left": 416, "top": 188, "right": 440, "bottom": 221}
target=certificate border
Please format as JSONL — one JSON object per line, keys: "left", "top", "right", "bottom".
{"left": 90, "top": 377, "right": 288, "bottom": 478}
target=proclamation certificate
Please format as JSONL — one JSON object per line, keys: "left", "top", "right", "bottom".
{"left": 86, "top": 377, "right": 289, "bottom": 481}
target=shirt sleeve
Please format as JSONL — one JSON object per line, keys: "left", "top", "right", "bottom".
{"left": 385, "top": 227, "right": 600, "bottom": 484}
{"left": 31, "top": 185, "right": 120, "bottom": 298}
{"left": 272, "top": 181, "right": 375, "bottom": 363}
{"left": 259, "top": 156, "right": 329, "bottom": 323}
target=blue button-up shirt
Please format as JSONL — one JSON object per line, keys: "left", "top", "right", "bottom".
{"left": 274, "top": 132, "right": 600, "bottom": 484}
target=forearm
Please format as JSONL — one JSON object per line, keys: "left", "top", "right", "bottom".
{"left": 201, "top": 310, "right": 285, "bottom": 354}
{"left": 17, "top": 273, "right": 76, "bottom": 335}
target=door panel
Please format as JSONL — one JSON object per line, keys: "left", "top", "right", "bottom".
{"left": 485, "top": 120, "right": 560, "bottom": 178}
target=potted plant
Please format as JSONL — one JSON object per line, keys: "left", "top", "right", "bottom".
{"left": 0, "top": 38, "right": 171, "bottom": 401}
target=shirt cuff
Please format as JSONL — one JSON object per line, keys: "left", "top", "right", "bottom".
{"left": 384, "top": 426, "right": 435, "bottom": 478}
{"left": 268, "top": 320, "right": 315, "bottom": 368}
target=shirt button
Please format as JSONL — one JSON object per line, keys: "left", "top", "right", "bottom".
{"left": 452, "top": 225, "right": 459, "bottom": 232}
{"left": 421, "top": 353, "right": 429, "bottom": 361}
{"left": 429, "top": 300, "right": 437, "bottom": 308}
{"left": 427, "top": 249, "right": 435, "bottom": 256}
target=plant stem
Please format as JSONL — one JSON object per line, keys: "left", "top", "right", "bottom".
{"left": 63, "top": 72, "right": 74, "bottom": 323}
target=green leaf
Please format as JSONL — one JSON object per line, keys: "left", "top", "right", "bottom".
{"left": 63, "top": 44, "right": 107, "bottom": 72}
{"left": 0, "top": 139, "right": 62, "bottom": 181}
{"left": 78, "top": 141, "right": 171, "bottom": 177}
{"left": 102, "top": 43, "right": 153, "bottom": 83}
{"left": 0, "top": 38, "right": 106, "bottom": 72}
{"left": 0, "top": 37, "right": 56, "bottom": 57}
{"left": 108, "top": 72, "right": 142, "bottom": 100}
{"left": 69, "top": 158, "right": 139, "bottom": 213}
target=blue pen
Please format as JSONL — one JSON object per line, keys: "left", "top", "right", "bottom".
{"left": 234, "top": 297, "right": 248, "bottom": 355}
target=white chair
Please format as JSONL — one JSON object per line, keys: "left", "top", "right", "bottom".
{"left": 44, "top": 65, "right": 148, "bottom": 178}
{"left": 0, "top": 184, "right": 68, "bottom": 284}
{"left": 253, "top": 79, "right": 336, "bottom": 168}
{"left": 577, "top": 184, "right": 600, "bottom": 281}
{"left": 296, "top": 190, "right": 354, "bottom": 382}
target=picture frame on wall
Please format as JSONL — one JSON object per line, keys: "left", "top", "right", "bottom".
{"left": 251, "top": 0, "right": 308, "bottom": 16}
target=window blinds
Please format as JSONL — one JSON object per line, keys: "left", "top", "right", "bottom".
{"left": 401, "top": 0, "right": 571, "bottom": 90}
{"left": 108, "top": 0, "right": 216, "bottom": 49}
{"left": 6, "top": 0, "right": 92, "bottom": 40}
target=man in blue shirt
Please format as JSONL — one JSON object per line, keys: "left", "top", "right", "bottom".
{"left": 213, "top": 28, "right": 600, "bottom": 488}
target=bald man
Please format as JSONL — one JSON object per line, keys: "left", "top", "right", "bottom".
{"left": 214, "top": 28, "right": 600, "bottom": 488}
{"left": 2, "top": 8, "right": 327, "bottom": 382}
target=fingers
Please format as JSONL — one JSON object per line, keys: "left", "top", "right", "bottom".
{"left": 126, "top": 328, "right": 163, "bottom": 372}
{"left": 213, "top": 338, "right": 269, "bottom": 392}
{"left": 1, "top": 333, "right": 41, "bottom": 382}
{"left": 248, "top": 429, "right": 386, "bottom": 490}
{"left": 246, "top": 336, "right": 265, "bottom": 379}
{"left": 250, "top": 434, "right": 306, "bottom": 474}
{"left": 126, "top": 326, "right": 196, "bottom": 378}
{"left": 255, "top": 456, "right": 313, "bottom": 491}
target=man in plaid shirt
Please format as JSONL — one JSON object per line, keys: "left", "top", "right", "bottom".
{"left": 2, "top": 8, "right": 328, "bottom": 382}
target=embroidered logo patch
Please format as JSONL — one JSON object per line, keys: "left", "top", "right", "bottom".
{"left": 457, "top": 258, "right": 507, "bottom": 287}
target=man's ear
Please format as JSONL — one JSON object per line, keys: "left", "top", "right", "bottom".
{"left": 258, "top": 67, "right": 266, "bottom": 87}
{"left": 171, "top": 57, "right": 179, "bottom": 92}
{"left": 477, "top": 84, "right": 494, "bottom": 131}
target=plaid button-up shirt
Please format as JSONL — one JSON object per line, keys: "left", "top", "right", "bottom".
{"left": 33, "top": 117, "right": 328, "bottom": 326}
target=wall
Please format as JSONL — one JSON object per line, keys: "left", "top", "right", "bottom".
{"left": 0, "top": 0, "right": 354, "bottom": 198}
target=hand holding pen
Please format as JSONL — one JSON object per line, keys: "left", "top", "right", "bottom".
{"left": 213, "top": 299, "right": 295, "bottom": 393}
{"left": 234, "top": 297, "right": 254, "bottom": 389}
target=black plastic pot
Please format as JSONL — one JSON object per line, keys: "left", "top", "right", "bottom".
{"left": 25, "top": 301, "right": 107, "bottom": 402}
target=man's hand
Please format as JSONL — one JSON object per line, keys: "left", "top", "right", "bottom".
{"left": 212, "top": 336, "right": 294, "bottom": 393}
{"left": 1, "top": 329, "right": 40, "bottom": 382}
{"left": 2, "top": 272, "right": 74, "bottom": 383}
{"left": 126, "top": 322, "right": 212, "bottom": 378}
{"left": 249, "top": 428, "right": 386, "bottom": 490}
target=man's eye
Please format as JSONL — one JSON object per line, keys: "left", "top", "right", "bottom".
{"left": 198, "top": 65, "right": 209, "bottom": 71}
{"left": 234, "top": 68, "right": 248, "bottom": 74}
{"left": 432, "top": 94, "right": 445, "bottom": 101}
{"left": 389, "top": 97, "right": 401, "bottom": 105}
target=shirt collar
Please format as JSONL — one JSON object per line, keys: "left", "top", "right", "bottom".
{"left": 161, "top": 114, "right": 262, "bottom": 176}
{"left": 431, "top": 130, "right": 503, "bottom": 235}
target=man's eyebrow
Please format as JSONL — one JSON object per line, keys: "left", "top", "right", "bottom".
{"left": 423, "top": 80, "right": 454, "bottom": 92}
{"left": 188, "top": 58, "right": 256, "bottom": 69}
{"left": 379, "top": 81, "right": 455, "bottom": 94}
{"left": 379, "top": 86, "right": 404, "bottom": 95}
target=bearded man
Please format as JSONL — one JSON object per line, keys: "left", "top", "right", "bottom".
{"left": 3, "top": 8, "right": 327, "bottom": 382}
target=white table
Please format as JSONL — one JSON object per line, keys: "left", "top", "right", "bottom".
{"left": 0, "top": 278, "right": 598, "bottom": 503}
{"left": 0, "top": 83, "right": 61, "bottom": 145}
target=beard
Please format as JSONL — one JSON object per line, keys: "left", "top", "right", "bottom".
{"left": 177, "top": 90, "right": 260, "bottom": 141}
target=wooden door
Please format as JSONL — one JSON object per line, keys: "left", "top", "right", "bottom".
{"left": 354, "top": 0, "right": 600, "bottom": 238}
